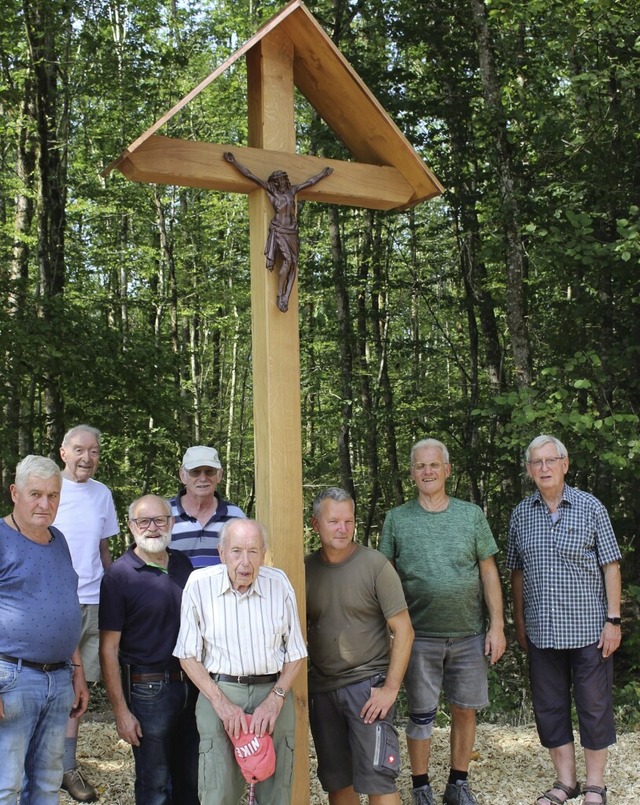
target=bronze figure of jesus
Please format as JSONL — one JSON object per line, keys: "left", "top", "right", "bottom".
{"left": 224, "top": 152, "right": 333, "bottom": 312}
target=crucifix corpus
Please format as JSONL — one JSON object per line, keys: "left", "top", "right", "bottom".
{"left": 102, "top": 1, "right": 443, "bottom": 799}
{"left": 224, "top": 151, "right": 332, "bottom": 312}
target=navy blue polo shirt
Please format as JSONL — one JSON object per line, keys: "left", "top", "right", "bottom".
{"left": 99, "top": 546, "right": 193, "bottom": 668}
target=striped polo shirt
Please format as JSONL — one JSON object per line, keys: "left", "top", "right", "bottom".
{"left": 170, "top": 490, "right": 246, "bottom": 568}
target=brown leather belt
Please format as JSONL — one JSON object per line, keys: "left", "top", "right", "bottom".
{"left": 210, "top": 672, "right": 279, "bottom": 685}
{"left": 0, "top": 653, "right": 67, "bottom": 672}
{"left": 131, "top": 671, "right": 185, "bottom": 683}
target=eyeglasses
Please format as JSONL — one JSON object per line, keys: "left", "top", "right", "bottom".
{"left": 412, "top": 462, "right": 445, "bottom": 472}
{"left": 527, "top": 456, "right": 565, "bottom": 470}
{"left": 131, "top": 516, "right": 170, "bottom": 529}
{"left": 187, "top": 468, "right": 218, "bottom": 477}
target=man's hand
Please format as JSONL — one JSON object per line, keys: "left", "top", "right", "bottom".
{"left": 70, "top": 664, "right": 90, "bottom": 719}
{"left": 115, "top": 707, "right": 143, "bottom": 746}
{"left": 249, "top": 692, "right": 283, "bottom": 737}
{"left": 514, "top": 620, "right": 528, "bottom": 652}
{"left": 212, "top": 693, "right": 249, "bottom": 739}
{"left": 485, "top": 623, "right": 507, "bottom": 665}
{"left": 360, "top": 683, "right": 397, "bottom": 725}
{"left": 598, "top": 622, "right": 621, "bottom": 658}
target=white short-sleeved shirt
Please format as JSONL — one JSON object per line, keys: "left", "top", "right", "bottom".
{"left": 54, "top": 477, "right": 119, "bottom": 604}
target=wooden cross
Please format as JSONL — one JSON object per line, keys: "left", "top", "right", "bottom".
{"left": 104, "top": 1, "right": 442, "bottom": 798}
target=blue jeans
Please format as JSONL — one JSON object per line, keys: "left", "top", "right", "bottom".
{"left": 0, "top": 659, "right": 74, "bottom": 805}
{"left": 130, "top": 676, "right": 199, "bottom": 805}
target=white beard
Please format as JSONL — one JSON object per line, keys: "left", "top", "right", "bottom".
{"left": 135, "top": 532, "right": 171, "bottom": 554}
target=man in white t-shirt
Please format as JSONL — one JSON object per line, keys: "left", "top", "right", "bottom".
{"left": 54, "top": 425, "right": 119, "bottom": 802}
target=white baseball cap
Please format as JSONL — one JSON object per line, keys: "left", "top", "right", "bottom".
{"left": 182, "top": 446, "right": 222, "bottom": 470}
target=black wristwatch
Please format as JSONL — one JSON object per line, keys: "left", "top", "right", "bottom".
{"left": 605, "top": 616, "right": 621, "bottom": 626}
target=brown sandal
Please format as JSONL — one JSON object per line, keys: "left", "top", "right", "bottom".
{"left": 536, "top": 782, "right": 581, "bottom": 805}
{"left": 582, "top": 786, "right": 607, "bottom": 805}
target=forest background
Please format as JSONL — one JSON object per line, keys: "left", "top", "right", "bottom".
{"left": 1, "top": 0, "right": 639, "bottom": 725}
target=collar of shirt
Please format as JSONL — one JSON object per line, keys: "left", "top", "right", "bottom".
{"left": 531, "top": 483, "right": 574, "bottom": 509}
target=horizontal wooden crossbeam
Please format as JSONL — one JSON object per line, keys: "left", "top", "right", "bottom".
{"left": 109, "top": 135, "right": 417, "bottom": 211}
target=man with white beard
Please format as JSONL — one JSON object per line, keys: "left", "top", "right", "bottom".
{"left": 99, "top": 495, "right": 198, "bottom": 805}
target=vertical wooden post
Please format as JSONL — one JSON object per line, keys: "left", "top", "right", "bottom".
{"left": 246, "top": 31, "right": 309, "bottom": 801}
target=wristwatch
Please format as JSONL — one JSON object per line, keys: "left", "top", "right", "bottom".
{"left": 272, "top": 686, "right": 286, "bottom": 699}
{"left": 605, "top": 616, "right": 621, "bottom": 626}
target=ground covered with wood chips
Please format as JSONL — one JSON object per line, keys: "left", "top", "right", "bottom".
{"left": 59, "top": 705, "right": 640, "bottom": 804}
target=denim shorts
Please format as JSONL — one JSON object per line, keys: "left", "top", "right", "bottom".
{"left": 309, "top": 674, "right": 400, "bottom": 795}
{"left": 405, "top": 634, "right": 489, "bottom": 740}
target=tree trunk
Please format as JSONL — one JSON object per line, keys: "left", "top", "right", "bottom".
{"left": 370, "top": 218, "right": 404, "bottom": 507}
{"left": 469, "top": 0, "right": 532, "bottom": 389}
{"left": 328, "top": 206, "right": 355, "bottom": 500}
{"left": 23, "top": 0, "right": 70, "bottom": 452}
{"left": 2, "top": 83, "right": 37, "bottom": 498}
{"left": 355, "top": 210, "right": 380, "bottom": 545}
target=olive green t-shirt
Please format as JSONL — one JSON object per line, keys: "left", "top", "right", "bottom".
{"left": 379, "top": 497, "right": 498, "bottom": 637}
{"left": 305, "top": 544, "right": 408, "bottom": 693}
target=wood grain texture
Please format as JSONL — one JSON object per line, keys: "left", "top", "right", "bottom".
{"left": 247, "top": 31, "right": 311, "bottom": 802}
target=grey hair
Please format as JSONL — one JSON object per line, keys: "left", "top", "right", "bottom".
{"left": 525, "top": 435, "right": 568, "bottom": 463}
{"left": 62, "top": 424, "right": 102, "bottom": 447}
{"left": 410, "top": 438, "right": 450, "bottom": 465}
{"left": 219, "top": 518, "right": 268, "bottom": 552}
{"left": 312, "top": 487, "right": 354, "bottom": 518}
{"left": 128, "top": 495, "right": 172, "bottom": 520}
{"left": 14, "top": 455, "right": 62, "bottom": 489}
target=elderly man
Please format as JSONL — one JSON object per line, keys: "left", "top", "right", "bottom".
{"left": 54, "top": 424, "right": 119, "bottom": 802}
{"left": 170, "top": 445, "right": 245, "bottom": 568}
{"left": 306, "top": 487, "right": 414, "bottom": 805}
{"left": 380, "top": 438, "right": 506, "bottom": 805}
{"left": 174, "top": 518, "right": 307, "bottom": 805}
{"left": 507, "top": 435, "right": 622, "bottom": 805}
{"left": 0, "top": 455, "right": 89, "bottom": 804}
{"left": 99, "top": 494, "right": 198, "bottom": 805}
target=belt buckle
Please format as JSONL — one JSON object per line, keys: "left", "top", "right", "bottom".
{"left": 41, "top": 663, "right": 54, "bottom": 672}
{"left": 237, "top": 675, "right": 245, "bottom": 684}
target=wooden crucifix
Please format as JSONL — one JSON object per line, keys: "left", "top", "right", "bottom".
{"left": 223, "top": 150, "right": 333, "bottom": 312}
{"left": 103, "top": 1, "right": 442, "bottom": 799}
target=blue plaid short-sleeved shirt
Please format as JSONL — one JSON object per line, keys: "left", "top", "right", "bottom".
{"left": 506, "top": 484, "right": 621, "bottom": 649}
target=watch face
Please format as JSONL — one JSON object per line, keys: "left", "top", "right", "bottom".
{"left": 274, "top": 686, "right": 286, "bottom": 697}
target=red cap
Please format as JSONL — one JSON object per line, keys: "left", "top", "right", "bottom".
{"left": 229, "top": 730, "right": 276, "bottom": 783}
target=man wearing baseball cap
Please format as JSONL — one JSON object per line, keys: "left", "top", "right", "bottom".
{"left": 170, "top": 445, "right": 246, "bottom": 568}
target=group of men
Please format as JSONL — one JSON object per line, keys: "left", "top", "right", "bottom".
{"left": 0, "top": 428, "right": 621, "bottom": 805}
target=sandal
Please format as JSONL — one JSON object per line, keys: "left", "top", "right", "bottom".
{"left": 536, "top": 782, "right": 581, "bottom": 805}
{"left": 582, "top": 786, "right": 607, "bottom": 805}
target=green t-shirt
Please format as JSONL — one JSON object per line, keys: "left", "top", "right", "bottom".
{"left": 305, "top": 544, "right": 407, "bottom": 693}
{"left": 379, "top": 497, "right": 498, "bottom": 637}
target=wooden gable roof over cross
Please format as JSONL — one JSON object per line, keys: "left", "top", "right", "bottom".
{"left": 103, "top": 0, "right": 443, "bottom": 210}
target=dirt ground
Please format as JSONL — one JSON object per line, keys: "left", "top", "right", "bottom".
{"left": 60, "top": 710, "right": 640, "bottom": 804}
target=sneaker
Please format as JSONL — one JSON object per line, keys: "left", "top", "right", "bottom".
{"left": 61, "top": 768, "right": 98, "bottom": 802}
{"left": 413, "top": 782, "right": 435, "bottom": 805}
{"left": 443, "top": 780, "right": 479, "bottom": 805}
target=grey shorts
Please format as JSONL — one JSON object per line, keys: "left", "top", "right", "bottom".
{"left": 309, "top": 673, "right": 400, "bottom": 796}
{"left": 78, "top": 604, "right": 101, "bottom": 683}
{"left": 405, "top": 634, "right": 489, "bottom": 740}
